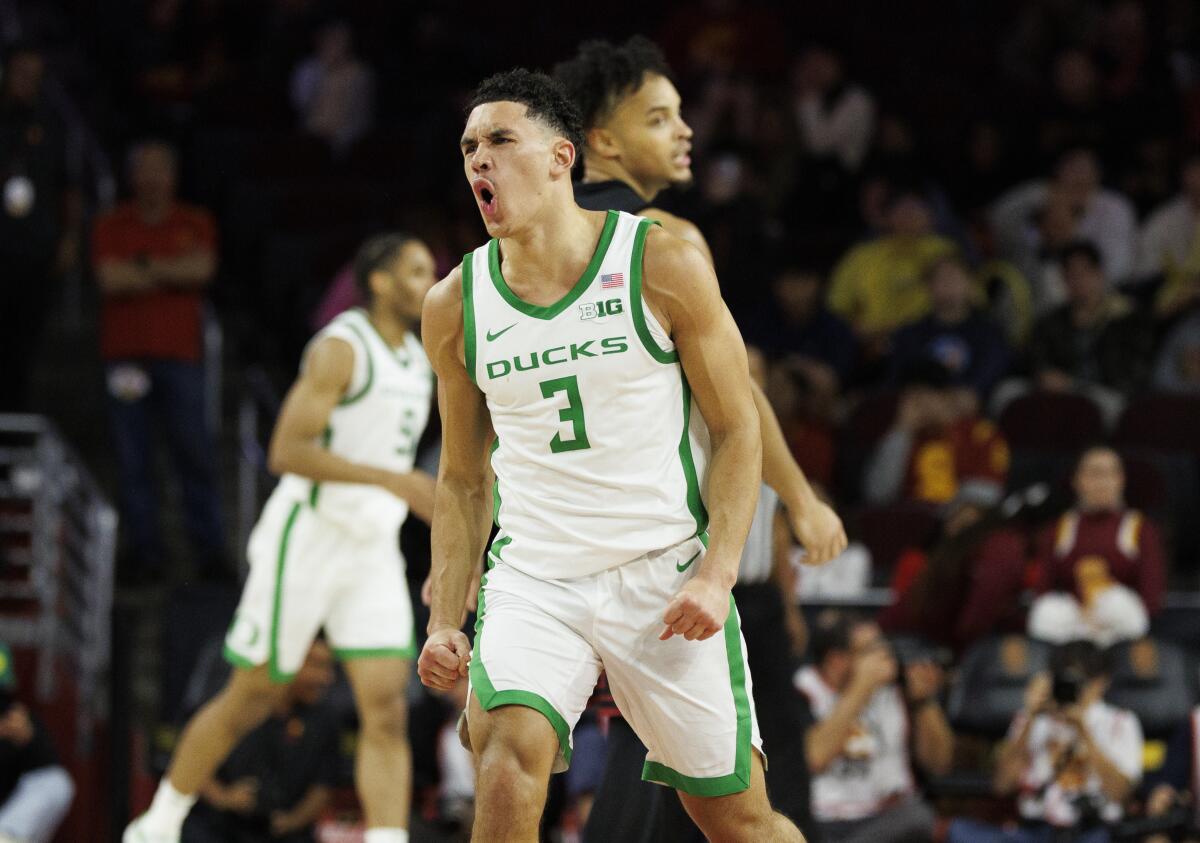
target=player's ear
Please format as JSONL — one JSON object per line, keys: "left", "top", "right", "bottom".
{"left": 551, "top": 137, "right": 576, "bottom": 176}
{"left": 368, "top": 269, "right": 390, "bottom": 301}
{"left": 587, "top": 126, "right": 620, "bottom": 160}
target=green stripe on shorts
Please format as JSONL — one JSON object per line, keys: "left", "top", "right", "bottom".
{"left": 268, "top": 502, "right": 302, "bottom": 684}
{"left": 641, "top": 595, "right": 751, "bottom": 796}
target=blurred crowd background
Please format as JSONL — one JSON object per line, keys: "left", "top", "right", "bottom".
{"left": 4, "top": 0, "right": 1200, "bottom": 841}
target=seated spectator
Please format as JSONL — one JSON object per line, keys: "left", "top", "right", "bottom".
{"left": 792, "top": 43, "right": 876, "bottom": 174}
{"left": 879, "top": 483, "right": 1029, "bottom": 651}
{"left": 290, "top": 20, "right": 374, "bottom": 153}
{"left": 889, "top": 254, "right": 1012, "bottom": 402}
{"left": 1136, "top": 150, "right": 1200, "bottom": 319}
{"left": 748, "top": 263, "right": 857, "bottom": 391}
{"left": 948, "top": 641, "right": 1143, "bottom": 843}
{"left": 797, "top": 612, "right": 952, "bottom": 843}
{"left": 1154, "top": 311, "right": 1200, "bottom": 393}
{"left": 0, "top": 643, "right": 73, "bottom": 843}
{"left": 1028, "top": 446, "right": 1165, "bottom": 647}
{"left": 182, "top": 640, "right": 339, "bottom": 843}
{"left": 1142, "top": 705, "right": 1200, "bottom": 842}
{"left": 91, "top": 139, "right": 227, "bottom": 584}
{"left": 991, "top": 148, "right": 1137, "bottom": 305}
{"left": 864, "top": 361, "right": 1009, "bottom": 506}
{"left": 994, "top": 241, "right": 1154, "bottom": 427}
{"left": 827, "top": 190, "right": 956, "bottom": 352}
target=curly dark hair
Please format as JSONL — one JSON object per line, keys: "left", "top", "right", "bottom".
{"left": 552, "top": 36, "right": 673, "bottom": 130}
{"left": 467, "top": 69, "right": 584, "bottom": 154}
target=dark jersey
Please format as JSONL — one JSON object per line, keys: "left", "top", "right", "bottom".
{"left": 575, "top": 179, "right": 650, "bottom": 214}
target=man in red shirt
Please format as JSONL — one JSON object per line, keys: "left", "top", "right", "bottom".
{"left": 863, "top": 360, "right": 1010, "bottom": 506}
{"left": 1028, "top": 446, "right": 1166, "bottom": 646}
{"left": 91, "top": 140, "right": 226, "bottom": 582}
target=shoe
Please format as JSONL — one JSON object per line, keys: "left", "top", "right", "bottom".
{"left": 123, "top": 815, "right": 179, "bottom": 843}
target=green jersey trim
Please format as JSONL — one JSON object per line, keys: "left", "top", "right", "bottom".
{"left": 678, "top": 376, "right": 709, "bottom": 536}
{"left": 462, "top": 256, "right": 478, "bottom": 384}
{"left": 629, "top": 218, "right": 677, "bottom": 364}
{"left": 641, "top": 596, "right": 751, "bottom": 796}
{"left": 469, "top": 574, "right": 573, "bottom": 766}
{"left": 221, "top": 644, "right": 258, "bottom": 672}
{"left": 268, "top": 502, "right": 302, "bottom": 684}
{"left": 309, "top": 426, "right": 333, "bottom": 507}
{"left": 338, "top": 322, "right": 375, "bottom": 406}
{"left": 349, "top": 308, "right": 411, "bottom": 362}
{"left": 333, "top": 646, "right": 417, "bottom": 661}
{"left": 486, "top": 210, "right": 618, "bottom": 320}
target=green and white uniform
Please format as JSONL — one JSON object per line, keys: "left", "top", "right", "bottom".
{"left": 463, "top": 210, "right": 761, "bottom": 796}
{"left": 224, "top": 308, "right": 433, "bottom": 681}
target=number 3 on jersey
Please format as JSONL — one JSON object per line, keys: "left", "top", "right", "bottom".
{"left": 539, "top": 375, "right": 590, "bottom": 453}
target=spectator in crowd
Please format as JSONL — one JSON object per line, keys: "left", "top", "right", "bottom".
{"left": 827, "top": 190, "right": 956, "bottom": 351}
{"left": 747, "top": 263, "right": 856, "bottom": 393}
{"left": 889, "top": 253, "right": 1012, "bottom": 403}
{"left": 0, "top": 643, "right": 74, "bottom": 843}
{"left": 289, "top": 20, "right": 374, "bottom": 153}
{"left": 879, "top": 483, "right": 1030, "bottom": 651}
{"left": 0, "top": 42, "right": 80, "bottom": 412}
{"left": 948, "top": 641, "right": 1143, "bottom": 842}
{"left": 1137, "top": 151, "right": 1200, "bottom": 319}
{"left": 797, "top": 611, "right": 953, "bottom": 843}
{"left": 1028, "top": 446, "right": 1165, "bottom": 647}
{"left": 182, "top": 640, "right": 338, "bottom": 843}
{"left": 864, "top": 360, "right": 1010, "bottom": 507}
{"left": 1003, "top": 241, "right": 1155, "bottom": 427}
{"left": 991, "top": 148, "right": 1138, "bottom": 307}
{"left": 91, "top": 139, "right": 228, "bottom": 584}
{"left": 1154, "top": 311, "right": 1200, "bottom": 393}
{"left": 1037, "top": 49, "right": 1110, "bottom": 163}
{"left": 792, "top": 42, "right": 876, "bottom": 174}
{"left": 1143, "top": 704, "right": 1200, "bottom": 843}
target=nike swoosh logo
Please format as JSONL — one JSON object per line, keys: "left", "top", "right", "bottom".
{"left": 676, "top": 550, "right": 702, "bottom": 573}
{"left": 486, "top": 323, "right": 517, "bottom": 341}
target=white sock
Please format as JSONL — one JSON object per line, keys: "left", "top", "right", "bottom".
{"left": 141, "top": 779, "right": 197, "bottom": 832}
{"left": 364, "top": 830, "right": 409, "bottom": 843}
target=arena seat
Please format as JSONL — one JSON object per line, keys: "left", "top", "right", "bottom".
{"left": 1105, "top": 637, "right": 1196, "bottom": 739}
{"left": 1115, "top": 392, "right": 1200, "bottom": 455}
{"left": 947, "top": 635, "right": 1051, "bottom": 736}
{"left": 854, "top": 504, "right": 940, "bottom": 585}
{"left": 999, "top": 392, "right": 1105, "bottom": 452}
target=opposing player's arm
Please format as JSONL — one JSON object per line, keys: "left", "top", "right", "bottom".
{"left": 267, "top": 336, "right": 436, "bottom": 522}
{"left": 643, "top": 228, "right": 759, "bottom": 640}
{"left": 641, "top": 207, "right": 714, "bottom": 265}
{"left": 648, "top": 208, "right": 846, "bottom": 564}
{"left": 418, "top": 267, "right": 492, "bottom": 689}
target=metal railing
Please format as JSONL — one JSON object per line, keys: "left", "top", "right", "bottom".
{"left": 0, "top": 415, "right": 116, "bottom": 756}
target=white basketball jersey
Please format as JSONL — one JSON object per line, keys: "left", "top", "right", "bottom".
{"left": 464, "top": 210, "right": 709, "bottom": 579}
{"left": 272, "top": 308, "right": 434, "bottom": 538}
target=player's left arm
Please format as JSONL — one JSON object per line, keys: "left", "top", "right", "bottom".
{"left": 651, "top": 210, "right": 846, "bottom": 564}
{"left": 642, "top": 228, "right": 759, "bottom": 642}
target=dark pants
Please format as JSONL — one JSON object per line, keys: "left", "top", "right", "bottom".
{"left": 105, "top": 359, "right": 226, "bottom": 577}
{"left": 947, "top": 819, "right": 1109, "bottom": 843}
{"left": 183, "top": 804, "right": 315, "bottom": 843}
{"left": 583, "top": 583, "right": 817, "bottom": 843}
{"left": 819, "top": 798, "right": 935, "bottom": 843}
{"left": 0, "top": 254, "right": 55, "bottom": 412}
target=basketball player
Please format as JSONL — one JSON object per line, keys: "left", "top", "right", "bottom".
{"left": 125, "top": 234, "right": 438, "bottom": 843}
{"left": 418, "top": 69, "right": 804, "bottom": 842}
{"left": 555, "top": 36, "right": 845, "bottom": 570}
{"left": 556, "top": 37, "right": 831, "bottom": 839}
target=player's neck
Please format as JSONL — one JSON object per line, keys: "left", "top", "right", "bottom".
{"left": 497, "top": 203, "right": 603, "bottom": 294}
{"left": 364, "top": 306, "right": 411, "bottom": 349}
{"left": 583, "top": 157, "right": 662, "bottom": 204}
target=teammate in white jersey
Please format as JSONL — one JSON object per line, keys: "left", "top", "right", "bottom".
{"left": 418, "top": 69, "right": 804, "bottom": 842}
{"left": 126, "top": 234, "right": 437, "bottom": 843}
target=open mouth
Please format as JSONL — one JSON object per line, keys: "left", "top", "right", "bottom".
{"left": 472, "top": 178, "right": 498, "bottom": 218}
{"left": 674, "top": 147, "right": 692, "bottom": 168}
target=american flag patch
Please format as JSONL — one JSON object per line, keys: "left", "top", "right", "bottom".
{"left": 601, "top": 272, "right": 625, "bottom": 289}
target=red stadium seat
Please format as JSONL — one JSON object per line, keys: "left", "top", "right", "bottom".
{"left": 1115, "top": 392, "right": 1200, "bottom": 455}
{"left": 999, "top": 391, "right": 1104, "bottom": 452}
{"left": 853, "top": 504, "right": 940, "bottom": 584}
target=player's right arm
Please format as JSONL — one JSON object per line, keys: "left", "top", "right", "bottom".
{"left": 418, "top": 266, "right": 493, "bottom": 691}
{"left": 267, "top": 336, "right": 436, "bottom": 522}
